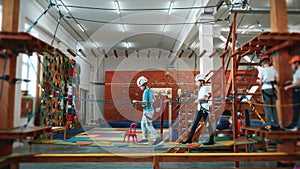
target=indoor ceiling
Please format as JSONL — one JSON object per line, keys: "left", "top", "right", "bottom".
{"left": 35, "top": 0, "right": 300, "bottom": 58}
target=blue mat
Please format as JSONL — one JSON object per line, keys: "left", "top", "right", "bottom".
{"left": 65, "top": 137, "right": 91, "bottom": 143}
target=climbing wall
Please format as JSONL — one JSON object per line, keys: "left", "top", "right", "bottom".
{"left": 40, "top": 52, "right": 80, "bottom": 128}
{"left": 104, "top": 70, "right": 199, "bottom": 122}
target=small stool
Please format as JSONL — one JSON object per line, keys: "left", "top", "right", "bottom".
{"left": 123, "top": 123, "right": 137, "bottom": 143}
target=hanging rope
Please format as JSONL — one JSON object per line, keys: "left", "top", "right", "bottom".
{"left": 26, "top": 1, "right": 56, "bottom": 33}
{"left": 245, "top": 1, "right": 265, "bottom": 32}
{"left": 51, "top": 11, "right": 63, "bottom": 45}
{"left": 0, "top": 54, "right": 9, "bottom": 99}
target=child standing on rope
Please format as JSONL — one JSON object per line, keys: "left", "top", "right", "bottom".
{"left": 183, "top": 74, "right": 214, "bottom": 145}
{"left": 284, "top": 55, "right": 300, "bottom": 131}
{"left": 132, "top": 76, "right": 164, "bottom": 146}
{"left": 258, "top": 55, "right": 280, "bottom": 130}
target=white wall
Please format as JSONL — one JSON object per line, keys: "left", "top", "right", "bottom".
{"left": 12, "top": 0, "right": 93, "bottom": 127}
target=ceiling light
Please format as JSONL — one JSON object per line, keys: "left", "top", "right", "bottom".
{"left": 121, "top": 24, "right": 126, "bottom": 32}
{"left": 77, "top": 23, "right": 85, "bottom": 32}
{"left": 91, "top": 43, "right": 98, "bottom": 48}
{"left": 114, "top": 1, "right": 120, "bottom": 14}
{"left": 126, "top": 42, "right": 130, "bottom": 48}
{"left": 168, "top": 1, "right": 174, "bottom": 14}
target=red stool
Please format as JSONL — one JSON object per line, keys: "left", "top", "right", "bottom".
{"left": 123, "top": 123, "right": 137, "bottom": 143}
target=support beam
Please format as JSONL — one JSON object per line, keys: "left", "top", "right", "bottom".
{"left": 102, "top": 49, "right": 108, "bottom": 58}
{"left": 113, "top": 50, "right": 118, "bottom": 58}
{"left": 0, "top": 0, "right": 20, "bottom": 157}
{"left": 270, "top": 0, "right": 295, "bottom": 166}
{"left": 270, "top": 0, "right": 291, "bottom": 128}
{"left": 270, "top": 0, "right": 288, "bottom": 33}
{"left": 1, "top": 0, "right": 20, "bottom": 32}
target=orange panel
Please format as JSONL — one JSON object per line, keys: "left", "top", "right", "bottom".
{"left": 104, "top": 70, "right": 199, "bottom": 122}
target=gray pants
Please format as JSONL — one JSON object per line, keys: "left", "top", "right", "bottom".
{"left": 262, "top": 89, "right": 279, "bottom": 126}
{"left": 141, "top": 110, "right": 159, "bottom": 139}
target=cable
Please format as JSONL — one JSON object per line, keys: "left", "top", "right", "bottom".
{"left": 0, "top": 54, "right": 9, "bottom": 99}
{"left": 65, "top": 15, "right": 223, "bottom": 26}
{"left": 245, "top": 1, "right": 265, "bottom": 32}
{"left": 26, "top": 1, "right": 55, "bottom": 33}
{"left": 51, "top": 1, "right": 64, "bottom": 46}
{"left": 63, "top": 4, "right": 224, "bottom": 12}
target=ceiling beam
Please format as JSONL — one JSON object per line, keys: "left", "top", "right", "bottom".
{"left": 232, "top": 8, "right": 300, "bottom": 14}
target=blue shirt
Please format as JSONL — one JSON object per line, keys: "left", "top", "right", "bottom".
{"left": 142, "top": 88, "right": 154, "bottom": 112}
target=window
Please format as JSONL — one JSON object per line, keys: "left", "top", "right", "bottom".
{"left": 21, "top": 53, "right": 38, "bottom": 97}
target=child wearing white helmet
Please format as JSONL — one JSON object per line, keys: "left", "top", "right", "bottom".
{"left": 183, "top": 74, "right": 214, "bottom": 145}
{"left": 132, "top": 76, "right": 163, "bottom": 146}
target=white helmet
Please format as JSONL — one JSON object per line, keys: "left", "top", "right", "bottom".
{"left": 195, "top": 74, "right": 205, "bottom": 82}
{"left": 137, "top": 76, "right": 148, "bottom": 87}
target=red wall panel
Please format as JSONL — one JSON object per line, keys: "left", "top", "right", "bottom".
{"left": 104, "top": 70, "right": 199, "bottom": 122}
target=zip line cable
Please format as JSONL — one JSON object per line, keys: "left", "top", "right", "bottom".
{"left": 65, "top": 15, "right": 227, "bottom": 26}
{"left": 62, "top": 4, "right": 225, "bottom": 12}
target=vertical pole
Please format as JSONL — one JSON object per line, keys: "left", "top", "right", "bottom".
{"left": 168, "top": 101, "right": 172, "bottom": 141}
{"left": 0, "top": 0, "right": 20, "bottom": 157}
{"left": 153, "top": 155, "right": 159, "bottom": 169}
{"left": 270, "top": 0, "right": 291, "bottom": 127}
{"left": 270, "top": 0, "right": 295, "bottom": 166}
{"left": 160, "top": 110, "right": 164, "bottom": 139}
{"left": 230, "top": 12, "right": 239, "bottom": 168}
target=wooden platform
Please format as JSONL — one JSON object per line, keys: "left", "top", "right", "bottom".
{"left": 0, "top": 126, "right": 52, "bottom": 152}
{"left": 1, "top": 152, "right": 299, "bottom": 169}
{"left": 0, "top": 32, "right": 65, "bottom": 56}
{"left": 226, "top": 32, "right": 300, "bottom": 57}
{"left": 243, "top": 127, "right": 300, "bottom": 140}
{"left": 0, "top": 126, "right": 51, "bottom": 140}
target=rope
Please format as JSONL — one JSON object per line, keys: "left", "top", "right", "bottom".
{"left": 63, "top": 4, "right": 224, "bottom": 12}
{"left": 51, "top": 1, "right": 64, "bottom": 46}
{"left": 26, "top": 1, "right": 55, "bottom": 33}
{"left": 245, "top": 1, "right": 265, "bottom": 32}
{"left": 250, "top": 100, "right": 300, "bottom": 108}
{"left": 0, "top": 54, "right": 9, "bottom": 99}
{"left": 65, "top": 15, "right": 226, "bottom": 26}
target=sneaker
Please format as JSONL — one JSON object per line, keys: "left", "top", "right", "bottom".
{"left": 203, "top": 140, "right": 215, "bottom": 145}
{"left": 152, "top": 137, "right": 164, "bottom": 146}
{"left": 285, "top": 125, "right": 298, "bottom": 131}
{"left": 271, "top": 125, "right": 281, "bottom": 131}
{"left": 138, "top": 139, "right": 149, "bottom": 144}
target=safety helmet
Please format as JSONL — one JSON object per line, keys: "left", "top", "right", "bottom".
{"left": 260, "top": 55, "right": 270, "bottom": 65}
{"left": 289, "top": 55, "right": 300, "bottom": 65}
{"left": 136, "top": 76, "right": 148, "bottom": 87}
{"left": 195, "top": 74, "right": 205, "bottom": 82}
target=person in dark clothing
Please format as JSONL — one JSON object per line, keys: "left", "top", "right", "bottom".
{"left": 183, "top": 74, "right": 215, "bottom": 145}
